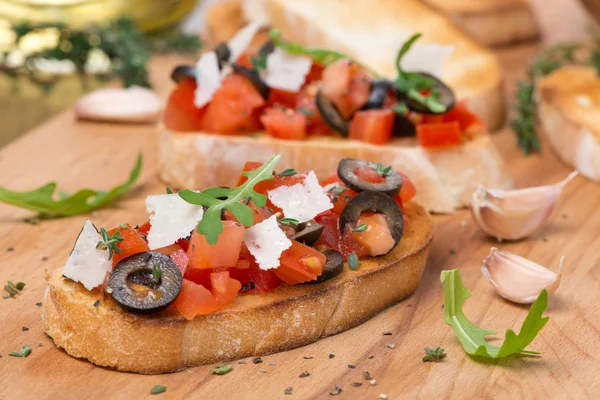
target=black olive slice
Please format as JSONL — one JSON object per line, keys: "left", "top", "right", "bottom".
{"left": 339, "top": 191, "right": 404, "bottom": 251}
{"left": 108, "top": 252, "right": 182, "bottom": 314}
{"left": 316, "top": 90, "right": 350, "bottom": 136}
{"left": 337, "top": 158, "right": 403, "bottom": 197}
{"left": 398, "top": 72, "right": 455, "bottom": 115}
{"left": 170, "top": 65, "right": 196, "bottom": 84}
{"left": 258, "top": 40, "right": 275, "bottom": 56}
{"left": 393, "top": 112, "right": 416, "bottom": 137}
{"left": 305, "top": 249, "right": 344, "bottom": 284}
{"left": 214, "top": 43, "right": 231, "bottom": 67}
{"left": 363, "top": 79, "right": 391, "bottom": 110}
{"left": 231, "top": 63, "right": 270, "bottom": 100}
{"left": 291, "top": 220, "right": 324, "bottom": 246}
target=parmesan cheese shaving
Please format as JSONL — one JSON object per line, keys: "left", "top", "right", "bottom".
{"left": 194, "top": 51, "right": 221, "bottom": 108}
{"left": 61, "top": 220, "right": 112, "bottom": 291}
{"left": 146, "top": 194, "right": 204, "bottom": 250}
{"left": 228, "top": 21, "right": 263, "bottom": 63}
{"left": 400, "top": 43, "right": 454, "bottom": 77}
{"left": 268, "top": 171, "right": 333, "bottom": 222}
{"left": 263, "top": 48, "right": 312, "bottom": 92}
{"left": 243, "top": 215, "right": 292, "bottom": 270}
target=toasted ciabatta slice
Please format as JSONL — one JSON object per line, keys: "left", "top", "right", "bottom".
{"left": 43, "top": 201, "right": 433, "bottom": 374}
{"left": 235, "top": 0, "right": 505, "bottom": 131}
{"left": 537, "top": 66, "right": 600, "bottom": 182}
{"left": 421, "top": 0, "right": 539, "bottom": 46}
{"left": 158, "top": 126, "right": 513, "bottom": 213}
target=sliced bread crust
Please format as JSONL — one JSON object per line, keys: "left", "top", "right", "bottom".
{"left": 43, "top": 202, "right": 433, "bottom": 374}
{"left": 158, "top": 126, "right": 513, "bottom": 213}
{"left": 537, "top": 66, "right": 600, "bottom": 182}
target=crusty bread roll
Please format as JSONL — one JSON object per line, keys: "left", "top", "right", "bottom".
{"left": 43, "top": 201, "right": 433, "bottom": 374}
{"left": 158, "top": 126, "right": 513, "bottom": 214}
{"left": 537, "top": 66, "right": 600, "bottom": 182}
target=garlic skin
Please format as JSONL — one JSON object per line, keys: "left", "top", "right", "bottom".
{"left": 471, "top": 171, "right": 578, "bottom": 241}
{"left": 481, "top": 248, "right": 563, "bottom": 304}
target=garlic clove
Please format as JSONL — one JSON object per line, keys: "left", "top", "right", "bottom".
{"left": 481, "top": 247, "right": 563, "bottom": 304}
{"left": 75, "top": 86, "right": 162, "bottom": 123}
{"left": 471, "top": 171, "right": 578, "bottom": 241}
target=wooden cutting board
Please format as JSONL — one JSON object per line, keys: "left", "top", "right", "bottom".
{"left": 1, "top": 1, "right": 599, "bottom": 399}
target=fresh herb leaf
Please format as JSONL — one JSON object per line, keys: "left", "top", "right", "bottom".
{"left": 332, "top": 186, "right": 346, "bottom": 196}
{"left": 422, "top": 347, "right": 446, "bottom": 362}
{"left": 212, "top": 365, "right": 233, "bottom": 375}
{"left": 351, "top": 224, "right": 368, "bottom": 233}
{"left": 3, "top": 280, "right": 24, "bottom": 297}
{"left": 150, "top": 385, "right": 166, "bottom": 395}
{"left": 278, "top": 168, "right": 297, "bottom": 177}
{"left": 96, "top": 228, "right": 124, "bottom": 260}
{"left": 15, "top": 282, "right": 25, "bottom": 290}
{"left": 179, "top": 155, "right": 280, "bottom": 245}
{"left": 251, "top": 51, "right": 268, "bottom": 73}
{"left": 280, "top": 218, "right": 300, "bottom": 226}
{"left": 348, "top": 252, "right": 359, "bottom": 270}
{"left": 296, "top": 107, "right": 314, "bottom": 117}
{"left": 269, "top": 29, "right": 378, "bottom": 75}
{"left": 375, "top": 163, "right": 392, "bottom": 176}
{"left": 441, "top": 269, "right": 549, "bottom": 358}
{"left": 152, "top": 263, "right": 161, "bottom": 284}
{"left": 391, "top": 103, "right": 409, "bottom": 116}
{"left": 9, "top": 345, "right": 31, "bottom": 358}
{"left": 0, "top": 153, "right": 142, "bottom": 217}
{"left": 166, "top": 187, "right": 173, "bottom": 194}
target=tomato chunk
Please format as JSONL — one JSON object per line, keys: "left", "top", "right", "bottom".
{"left": 349, "top": 109, "right": 395, "bottom": 145}
{"left": 322, "top": 60, "right": 371, "bottom": 119}
{"left": 154, "top": 243, "right": 189, "bottom": 276}
{"left": 201, "top": 74, "right": 266, "bottom": 134}
{"left": 261, "top": 107, "right": 307, "bottom": 140}
{"left": 417, "top": 121, "right": 462, "bottom": 148}
{"left": 173, "top": 279, "right": 220, "bottom": 320}
{"left": 187, "top": 221, "right": 244, "bottom": 269}
{"left": 229, "top": 262, "right": 282, "bottom": 293}
{"left": 296, "top": 85, "right": 333, "bottom": 136}
{"left": 275, "top": 240, "right": 326, "bottom": 284}
{"left": 137, "top": 220, "right": 151, "bottom": 238}
{"left": 163, "top": 78, "right": 205, "bottom": 132}
{"left": 183, "top": 267, "right": 212, "bottom": 288}
{"left": 398, "top": 172, "right": 416, "bottom": 202}
{"left": 210, "top": 271, "right": 242, "bottom": 305}
{"left": 108, "top": 224, "right": 150, "bottom": 267}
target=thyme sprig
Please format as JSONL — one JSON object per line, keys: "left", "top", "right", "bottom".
{"left": 422, "top": 347, "right": 446, "bottom": 362}
{"left": 96, "top": 228, "right": 124, "bottom": 260}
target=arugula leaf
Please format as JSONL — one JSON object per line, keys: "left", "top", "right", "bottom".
{"left": 441, "top": 269, "right": 549, "bottom": 358}
{"left": 179, "top": 155, "right": 281, "bottom": 245}
{"left": 269, "top": 29, "right": 378, "bottom": 75}
{"left": 0, "top": 153, "right": 142, "bottom": 217}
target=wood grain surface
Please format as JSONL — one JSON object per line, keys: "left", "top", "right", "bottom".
{"left": 1, "top": 1, "right": 600, "bottom": 399}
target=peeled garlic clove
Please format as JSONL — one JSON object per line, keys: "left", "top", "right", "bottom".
{"left": 481, "top": 247, "right": 563, "bottom": 304}
{"left": 75, "top": 87, "right": 162, "bottom": 123}
{"left": 471, "top": 171, "right": 578, "bottom": 241}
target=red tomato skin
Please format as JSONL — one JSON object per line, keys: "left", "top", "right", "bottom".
{"left": 137, "top": 220, "right": 151, "bottom": 238}
{"left": 173, "top": 279, "right": 220, "bottom": 320}
{"left": 229, "top": 262, "right": 282, "bottom": 294}
{"left": 266, "top": 88, "right": 299, "bottom": 109}
{"left": 261, "top": 107, "right": 307, "bottom": 140}
{"left": 183, "top": 268, "right": 212, "bottom": 288}
{"left": 417, "top": 121, "right": 462, "bottom": 148}
{"left": 200, "top": 74, "right": 266, "bottom": 134}
{"left": 170, "top": 249, "right": 189, "bottom": 277}
{"left": 322, "top": 60, "right": 371, "bottom": 119}
{"left": 210, "top": 271, "right": 242, "bottom": 305}
{"left": 398, "top": 172, "right": 417, "bottom": 202}
{"left": 187, "top": 221, "right": 245, "bottom": 269}
{"left": 349, "top": 109, "right": 395, "bottom": 145}
{"left": 163, "top": 78, "right": 205, "bottom": 132}
{"left": 275, "top": 241, "right": 326, "bottom": 285}
{"left": 108, "top": 224, "right": 150, "bottom": 267}
{"left": 354, "top": 165, "right": 386, "bottom": 183}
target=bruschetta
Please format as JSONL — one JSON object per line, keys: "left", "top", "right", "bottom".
{"left": 158, "top": 27, "right": 512, "bottom": 213}
{"left": 43, "top": 156, "right": 434, "bottom": 374}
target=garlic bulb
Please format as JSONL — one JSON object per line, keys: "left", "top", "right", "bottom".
{"left": 481, "top": 248, "right": 563, "bottom": 304}
{"left": 471, "top": 171, "right": 578, "bottom": 241}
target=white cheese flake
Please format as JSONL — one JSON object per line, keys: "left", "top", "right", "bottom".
{"left": 228, "top": 21, "right": 263, "bottom": 63}
{"left": 243, "top": 215, "right": 292, "bottom": 270}
{"left": 61, "top": 220, "right": 112, "bottom": 291}
{"left": 400, "top": 43, "right": 454, "bottom": 77}
{"left": 268, "top": 171, "right": 333, "bottom": 223}
{"left": 263, "top": 48, "right": 312, "bottom": 92}
{"left": 194, "top": 51, "right": 222, "bottom": 108}
{"left": 146, "top": 194, "right": 204, "bottom": 250}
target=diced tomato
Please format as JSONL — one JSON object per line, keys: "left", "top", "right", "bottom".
{"left": 238, "top": 107, "right": 265, "bottom": 132}
{"left": 235, "top": 259, "right": 251, "bottom": 269}
{"left": 223, "top": 201, "right": 273, "bottom": 225}
{"left": 163, "top": 78, "right": 205, "bottom": 132}
{"left": 137, "top": 220, "right": 151, "bottom": 238}
{"left": 187, "top": 221, "right": 245, "bottom": 269}
{"left": 261, "top": 107, "right": 307, "bottom": 140}
{"left": 155, "top": 244, "right": 182, "bottom": 256}
{"left": 183, "top": 267, "right": 212, "bottom": 288}
{"left": 349, "top": 109, "right": 395, "bottom": 145}
{"left": 229, "top": 262, "right": 282, "bottom": 293}
{"left": 176, "top": 238, "right": 190, "bottom": 252}
{"left": 315, "top": 212, "right": 341, "bottom": 250}
{"left": 398, "top": 172, "right": 416, "bottom": 202}
{"left": 322, "top": 60, "right": 371, "bottom": 119}
{"left": 305, "top": 63, "right": 325, "bottom": 84}
{"left": 275, "top": 240, "right": 326, "bottom": 284}
{"left": 108, "top": 224, "right": 150, "bottom": 267}
{"left": 266, "top": 88, "right": 299, "bottom": 109}
{"left": 417, "top": 121, "right": 462, "bottom": 148}
{"left": 320, "top": 173, "right": 342, "bottom": 186}
{"left": 351, "top": 214, "right": 395, "bottom": 256}
{"left": 339, "top": 227, "right": 369, "bottom": 258}
{"left": 155, "top": 244, "right": 190, "bottom": 275}
{"left": 354, "top": 165, "right": 386, "bottom": 184}
{"left": 173, "top": 279, "right": 220, "bottom": 320}
{"left": 236, "top": 51, "right": 254, "bottom": 69}
{"left": 295, "top": 85, "right": 333, "bottom": 137}
{"left": 210, "top": 271, "right": 242, "bottom": 305}
{"left": 422, "top": 102, "right": 483, "bottom": 132}
{"left": 201, "top": 74, "right": 266, "bottom": 134}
